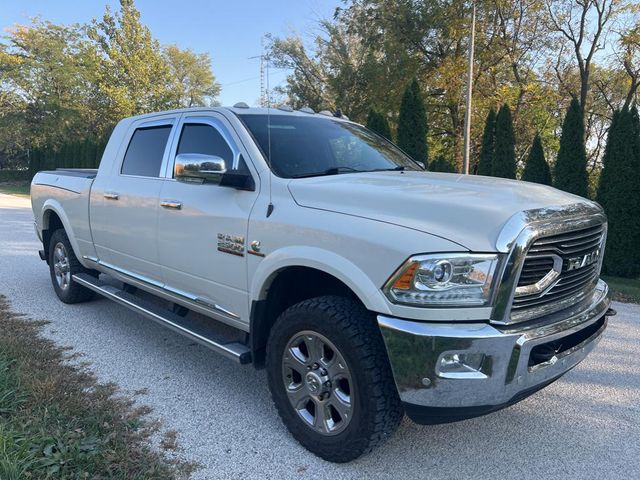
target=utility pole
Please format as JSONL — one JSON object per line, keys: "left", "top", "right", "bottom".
{"left": 249, "top": 36, "right": 268, "bottom": 107}
{"left": 462, "top": 0, "right": 476, "bottom": 175}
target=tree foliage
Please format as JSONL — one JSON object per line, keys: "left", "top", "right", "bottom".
{"left": 0, "top": 0, "right": 220, "bottom": 170}
{"left": 522, "top": 133, "right": 551, "bottom": 185}
{"left": 88, "top": 0, "right": 175, "bottom": 121}
{"left": 164, "top": 45, "right": 221, "bottom": 107}
{"left": 429, "top": 155, "right": 456, "bottom": 173}
{"left": 366, "top": 109, "right": 392, "bottom": 140}
{"left": 0, "top": 21, "right": 100, "bottom": 156}
{"left": 397, "top": 79, "right": 428, "bottom": 167}
{"left": 597, "top": 107, "right": 640, "bottom": 277}
{"left": 269, "top": 0, "right": 640, "bottom": 180}
{"left": 492, "top": 104, "right": 517, "bottom": 179}
{"left": 477, "top": 108, "right": 496, "bottom": 176}
{"left": 554, "top": 97, "right": 589, "bottom": 197}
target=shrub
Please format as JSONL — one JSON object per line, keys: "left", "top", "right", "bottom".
{"left": 597, "top": 107, "right": 640, "bottom": 277}
{"left": 554, "top": 97, "right": 589, "bottom": 197}
{"left": 429, "top": 155, "right": 456, "bottom": 173}
{"left": 397, "top": 78, "right": 428, "bottom": 167}
{"left": 366, "top": 109, "right": 392, "bottom": 141}
{"left": 477, "top": 107, "right": 496, "bottom": 176}
{"left": 492, "top": 104, "right": 517, "bottom": 179}
{"left": 521, "top": 133, "right": 552, "bottom": 185}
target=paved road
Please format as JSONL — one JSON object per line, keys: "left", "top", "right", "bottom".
{"left": 1, "top": 192, "right": 639, "bottom": 479}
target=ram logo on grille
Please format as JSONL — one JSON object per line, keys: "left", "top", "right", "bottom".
{"left": 566, "top": 247, "right": 601, "bottom": 271}
{"left": 510, "top": 222, "right": 605, "bottom": 323}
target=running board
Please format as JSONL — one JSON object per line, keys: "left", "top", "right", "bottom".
{"left": 72, "top": 273, "right": 251, "bottom": 364}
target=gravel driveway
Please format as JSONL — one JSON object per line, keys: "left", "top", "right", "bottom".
{"left": 1, "top": 192, "right": 639, "bottom": 480}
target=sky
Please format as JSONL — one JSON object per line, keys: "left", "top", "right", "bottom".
{"left": 0, "top": 0, "right": 341, "bottom": 106}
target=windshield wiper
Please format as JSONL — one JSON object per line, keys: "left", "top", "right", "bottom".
{"left": 381, "top": 166, "right": 405, "bottom": 171}
{"left": 291, "top": 166, "right": 364, "bottom": 178}
{"left": 291, "top": 165, "right": 407, "bottom": 179}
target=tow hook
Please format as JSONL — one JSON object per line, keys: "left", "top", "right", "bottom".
{"left": 605, "top": 308, "right": 617, "bottom": 317}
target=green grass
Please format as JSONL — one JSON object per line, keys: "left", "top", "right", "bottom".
{"left": 0, "top": 296, "right": 194, "bottom": 479}
{"left": 0, "top": 182, "right": 30, "bottom": 198}
{"left": 603, "top": 276, "right": 640, "bottom": 304}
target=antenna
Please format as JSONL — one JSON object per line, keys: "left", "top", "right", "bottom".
{"left": 265, "top": 47, "right": 274, "bottom": 217}
{"left": 250, "top": 37, "right": 274, "bottom": 217}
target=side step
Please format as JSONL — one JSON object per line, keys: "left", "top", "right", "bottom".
{"left": 72, "top": 273, "right": 252, "bottom": 364}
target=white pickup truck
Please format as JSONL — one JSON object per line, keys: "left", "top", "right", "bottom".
{"left": 31, "top": 106, "right": 615, "bottom": 462}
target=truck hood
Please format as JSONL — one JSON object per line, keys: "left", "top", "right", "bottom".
{"left": 287, "top": 171, "right": 592, "bottom": 252}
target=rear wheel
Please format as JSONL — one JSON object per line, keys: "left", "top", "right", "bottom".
{"left": 266, "top": 296, "right": 403, "bottom": 462}
{"left": 48, "top": 229, "right": 96, "bottom": 304}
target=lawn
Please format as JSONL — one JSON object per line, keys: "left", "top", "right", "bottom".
{"left": 603, "top": 276, "right": 640, "bottom": 304}
{"left": 0, "top": 182, "right": 30, "bottom": 198}
{"left": 0, "top": 296, "right": 193, "bottom": 479}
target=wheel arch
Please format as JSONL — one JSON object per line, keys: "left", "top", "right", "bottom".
{"left": 41, "top": 201, "right": 82, "bottom": 264}
{"left": 249, "top": 248, "right": 391, "bottom": 368}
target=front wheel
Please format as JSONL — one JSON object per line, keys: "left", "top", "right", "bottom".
{"left": 266, "top": 296, "right": 403, "bottom": 462}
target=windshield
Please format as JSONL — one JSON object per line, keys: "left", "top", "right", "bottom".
{"left": 238, "top": 114, "right": 424, "bottom": 178}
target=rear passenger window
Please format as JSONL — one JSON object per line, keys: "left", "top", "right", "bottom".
{"left": 177, "top": 124, "right": 234, "bottom": 166}
{"left": 121, "top": 126, "right": 172, "bottom": 177}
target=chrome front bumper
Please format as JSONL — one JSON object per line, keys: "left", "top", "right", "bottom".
{"left": 378, "top": 280, "right": 612, "bottom": 424}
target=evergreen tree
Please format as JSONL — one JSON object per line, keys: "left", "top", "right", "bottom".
{"left": 429, "top": 155, "right": 456, "bottom": 173}
{"left": 366, "top": 109, "right": 392, "bottom": 141}
{"left": 477, "top": 107, "right": 496, "bottom": 176}
{"left": 28, "top": 148, "right": 41, "bottom": 177}
{"left": 522, "top": 133, "right": 552, "bottom": 185}
{"left": 397, "top": 78, "right": 428, "bottom": 167}
{"left": 597, "top": 108, "right": 640, "bottom": 277}
{"left": 85, "top": 138, "right": 97, "bottom": 169}
{"left": 554, "top": 97, "right": 589, "bottom": 197}
{"left": 492, "top": 104, "right": 517, "bottom": 179}
{"left": 630, "top": 106, "right": 640, "bottom": 159}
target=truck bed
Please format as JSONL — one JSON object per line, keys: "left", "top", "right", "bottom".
{"left": 39, "top": 168, "right": 98, "bottom": 179}
{"left": 31, "top": 169, "right": 97, "bottom": 264}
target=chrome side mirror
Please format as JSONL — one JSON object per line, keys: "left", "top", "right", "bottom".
{"left": 174, "top": 153, "right": 227, "bottom": 184}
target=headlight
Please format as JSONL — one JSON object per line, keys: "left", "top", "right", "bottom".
{"left": 384, "top": 253, "right": 499, "bottom": 307}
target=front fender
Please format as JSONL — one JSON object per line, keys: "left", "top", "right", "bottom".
{"left": 250, "top": 245, "right": 392, "bottom": 315}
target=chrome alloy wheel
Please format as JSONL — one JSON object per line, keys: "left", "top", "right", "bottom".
{"left": 282, "top": 331, "right": 354, "bottom": 435}
{"left": 53, "top": 242, "right": 71, "bottom": 290}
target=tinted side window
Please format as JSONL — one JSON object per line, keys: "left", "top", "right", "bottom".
{"left": 121, "top": 126, "right": 172, "bottom": 177}
{"left": 177, "top": 124, "right": 233, "bottom": 165}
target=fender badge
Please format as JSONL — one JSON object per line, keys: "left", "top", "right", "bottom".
{"left": 248, "top": 240, "right": 265, "bottom": 257}
{"left": 217, "top": 233, "right": 245, "bottom": 257}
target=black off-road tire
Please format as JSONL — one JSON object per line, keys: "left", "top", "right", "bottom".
{"left": 266, "top": 295, "right": 404, "bottom": 462}
{"left": 48, "top": 228, "right": 96, "bottom": 304}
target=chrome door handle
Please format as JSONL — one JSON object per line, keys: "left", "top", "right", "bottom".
{"left": 160, "top": 200, "right": 182, "bottom": 210}
{"left": 104, "top": 192, "right": 119, "bottom": 200}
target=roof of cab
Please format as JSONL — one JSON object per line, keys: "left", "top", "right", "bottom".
{"left": 121, "top": 105, "right": 351, "bottom": 123}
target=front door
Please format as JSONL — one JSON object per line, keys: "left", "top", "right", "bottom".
{"left": 157, "top": 113, "right": 259, "bottom": 325}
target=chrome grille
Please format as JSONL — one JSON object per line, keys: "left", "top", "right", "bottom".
{"left": 517, "top": 257, "right": 555, "bottom": 287}
{"left": 511, "top": 223, "right": 605, "bottom": 321}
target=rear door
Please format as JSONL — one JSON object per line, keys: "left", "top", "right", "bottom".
{"left": 90, "top": 115, "right": 178, "bottom": 283}
{"left": 156, "top": 112, "right": 259, "bottom": 325}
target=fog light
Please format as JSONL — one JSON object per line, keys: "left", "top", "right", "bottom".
{"left": 437, "top": 353, "right": 487, "bottom": 379}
